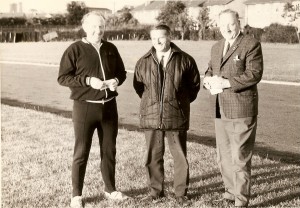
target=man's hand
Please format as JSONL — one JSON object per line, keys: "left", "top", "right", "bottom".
{"left": 90, "top": 77, "right": 104, "bottom": 90}
{"left": 204, "top": 75, "right": 231, "bottom": 90}
{"left": 203, "top": 76, "right": 212, "bottom": 89}
{"left": 105, "top": 79, "right": 118, "bottom": 91}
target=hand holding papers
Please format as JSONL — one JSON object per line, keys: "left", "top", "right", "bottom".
{"left": 100, "top": 79, "right": 118, "bottom": 91}
{"left": 203, "top": 75, "right": 230, "bottom": 95}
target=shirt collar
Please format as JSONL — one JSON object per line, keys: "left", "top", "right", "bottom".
{"left": 226, "top": 31, "right": 241, "bottom": 46}
{"left": 82, "top": 38, "right": 102, "bottom": 50}
{"left": 156, "top": 47, "right": 171, "bottom": 61}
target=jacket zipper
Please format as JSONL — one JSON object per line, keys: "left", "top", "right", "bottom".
{"left": 92, "top": 43, "right": 108, "bottom": 99}
{"left": 152, "top": 52, "right": 173, "bottom": 129}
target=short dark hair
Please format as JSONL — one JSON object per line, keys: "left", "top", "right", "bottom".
{"left": 151, "top": 24, "right": 171, "bottom": 35}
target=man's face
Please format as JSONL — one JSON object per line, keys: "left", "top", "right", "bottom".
{"left": 82, "top": 14, "right": 105, "bottom": 43}
{"left": 219, "top": 13, "right": 240, "bottom": 41}
{"left": 150, "top": 29, "right": 171, "bottom": 52}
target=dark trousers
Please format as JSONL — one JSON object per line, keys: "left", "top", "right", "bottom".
{"left": 72, "top": 99, "right": 118, "bottom": 197}
{"left": 144, "top": 130, "right": 189, "bottom": 197}
{"left": 215, "top": 108, "right": 257, "bottom": 206}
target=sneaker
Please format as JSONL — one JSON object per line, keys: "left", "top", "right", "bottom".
{"left": 70, "top": 196, "right": 83, "bottom": 208}
{"left": 104, "top": 191, "right": 130, "bottom": 200}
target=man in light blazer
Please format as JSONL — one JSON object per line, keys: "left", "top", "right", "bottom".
{"left": 203, "top": 9, "right": 263, "bottom": 207}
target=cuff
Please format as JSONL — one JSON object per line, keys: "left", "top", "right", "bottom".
{"left": 86, "top": 77, "right": 91, "bottom": 86}
{"left": 114, "top": 78, "right": 119, "bottom": 85}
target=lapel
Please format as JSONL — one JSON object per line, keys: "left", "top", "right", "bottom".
{"left": 217, "top": 39, "right": 225, "bottom": 67}
{"left": 221, "top": 33, "right": 244, "bottom": 67}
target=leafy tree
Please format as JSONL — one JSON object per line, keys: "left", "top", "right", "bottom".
{"left": 105, "top": 7, "right": 138, "bottom": 28}
{"left": 282, "top": 2, "right": 300, "bottom": 43}
{"left": 156, "top": 1, "right": 192, "bottom": 40}
{"left": 66, "top": 1, "right": 88, "bottom": 25}
{"left": 197, "top": 6, "right": 209, "bottom": 40}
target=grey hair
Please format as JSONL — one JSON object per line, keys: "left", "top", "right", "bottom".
{"left": 81, "top": 11, "right": 105, "bottom": 25}
{"left": 219, "top": 9, "right": 239, "bottom": 20}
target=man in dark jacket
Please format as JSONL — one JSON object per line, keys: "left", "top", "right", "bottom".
{"left": 58, "top": 11, "right": 128, "bottom": 208}
{"left": 133, "top": 24, "right": 200, "bottom": 206}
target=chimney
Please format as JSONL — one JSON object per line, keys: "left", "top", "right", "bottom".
{"left": 10, "top": 3, "right": 18, "bottom": 13}
{"left": 19, "top": 2, "right": 23, "bottom": 13}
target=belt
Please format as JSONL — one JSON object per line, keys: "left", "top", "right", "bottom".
{"left": 86, "top": 97, "right": 114, "bottom": 104}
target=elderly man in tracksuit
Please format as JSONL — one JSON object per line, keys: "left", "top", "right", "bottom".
{"left": 133, "top": 24, "right": 200, "bottom": 206}
{"left": 58, "top": 11, "right": 128, "bottom": 208}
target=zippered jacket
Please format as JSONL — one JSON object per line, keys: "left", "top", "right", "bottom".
{"left": 133, "top": 42, "right": 200, "bottom": 130}
{"left": 58, "top": 39, "right": 126, "bottom": 101}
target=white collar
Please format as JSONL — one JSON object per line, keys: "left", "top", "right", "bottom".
{"left": 156, "top": 48, "right": 171, "bottom": 61}
{"left": 82, "top": 38, "right": 102, "bottom": 50}
{"left": 226, "top": 31, "right": 241, "bottom": 46}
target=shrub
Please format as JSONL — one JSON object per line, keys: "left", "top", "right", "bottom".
{"left": 261, "top": 23, "right": 298, "bottom": 44}
{"left": 204, "top": 28, "right": 223, "bottom": 40}
{"left": 243, "top": 25, "right": 264, "bottom": 41}
{"left": 0, "top": 17, "right": 27, "bottom": 26}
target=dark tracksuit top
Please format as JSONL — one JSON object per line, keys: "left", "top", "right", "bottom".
{"left": 58, "top": 38, "right": 126, "bottom": 101}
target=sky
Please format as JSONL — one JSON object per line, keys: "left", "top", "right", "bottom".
{"left": 0, "top": 0, "right": 144, "bottom": 13}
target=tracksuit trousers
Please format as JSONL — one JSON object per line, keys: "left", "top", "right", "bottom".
{"left": 144, "top": 130, "right": 189, "bottom": 197}
{"left": 71, "top": 99, "right": 118, "bottom": 197}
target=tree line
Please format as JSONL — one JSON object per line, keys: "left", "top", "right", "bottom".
{"left": 0, "top": 1, "right": 298, "bottom": 43}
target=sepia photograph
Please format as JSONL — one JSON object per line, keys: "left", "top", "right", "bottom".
{"left": 1, "top": 0, "right": 299, "bottom": 207}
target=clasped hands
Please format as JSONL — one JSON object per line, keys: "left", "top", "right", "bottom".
{"left": 203, "top": 75, "right": 231, "bottom": 95}
{"left": 88, "top": 77, "right": 118, "bottom": 91}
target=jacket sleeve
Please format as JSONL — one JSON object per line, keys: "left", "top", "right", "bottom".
{"left": 187, "top": 57, "right": 201, "bottom": 103}
{"left": 114, "top": 47, "right": 127, "bottom": 86}
{"left": 205, "top": 60, "right": 213, "bottom": 77}
{"left": 205, "top": 46, "right": 214, "bottom": 77}
{"left": 57, "top": 46, "right": 87, "bottom": 87}
{"left": 228, "top": 40, "right": 263, "bottom": 92}
{"left": 133, "top": 60, "right": 144, "bottom": 98}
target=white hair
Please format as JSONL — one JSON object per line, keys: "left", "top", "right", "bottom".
{"left": 81, "top": 11, "right": 105, "bottom": 25}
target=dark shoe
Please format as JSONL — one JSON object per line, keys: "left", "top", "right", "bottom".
{"left": 176, "top": 196, "right": 191, "bottom": 207}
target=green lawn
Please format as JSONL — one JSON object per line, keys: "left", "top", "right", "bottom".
{"left": 2, "top": 104, "right": 300, "bottom": 208}
{"left": 0, "top": 40, "right": 299, "bottom": 82}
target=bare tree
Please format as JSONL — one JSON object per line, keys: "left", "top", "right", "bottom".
{"left": 197, "top": 6, "right": 209, "bottom": 40}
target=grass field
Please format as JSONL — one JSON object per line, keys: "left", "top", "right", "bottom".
{"left": 1, "top": 104, "right": 300, "bottom": 208}
{"left": 0, "top": 40, "right": 299, "bottom": 82}
{"left": 1, "top": 40, "right": 300, "bottom": 207}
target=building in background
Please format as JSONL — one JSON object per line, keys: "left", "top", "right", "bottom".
{"left": 245, "top": 0, "right": 300, "bottom": 28}
{"left": 205, "top": 0, "right": 247, "bottom": 27}
{"left": 131, "top": 1, "right": 165, "bottom": 25}
{"left": 132, "top": 0, "right": 300, "bottom": 29}
{"left": 131, "top": 0, "right": 247, "bottom": 26}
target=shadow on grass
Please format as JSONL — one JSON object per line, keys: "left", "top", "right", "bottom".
{"left": 252, "top": 191, "right": 300, "bottom": 207}
{"left": 2, "top": 98, "right": 300, "bottom": 166}
{"left": 2, "top": 98, "right": 300, "bottom": 206}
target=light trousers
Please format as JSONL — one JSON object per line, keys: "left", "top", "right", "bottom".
{"left": 215, "top": 111, "right": 257, "bottom": 206}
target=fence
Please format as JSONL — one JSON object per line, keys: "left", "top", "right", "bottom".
{"left": 0, "top": 25, "right": 81, "bottom": 42}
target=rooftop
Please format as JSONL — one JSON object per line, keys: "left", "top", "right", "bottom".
{"left": 244, "top": 0, "right": 297, "bottom": 5}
